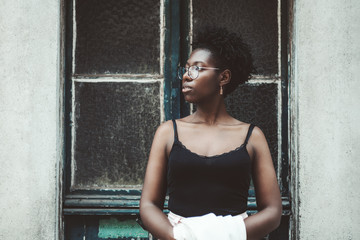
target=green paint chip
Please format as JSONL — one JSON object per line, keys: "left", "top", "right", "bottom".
{"left": 98, "top": 218, "right": 148, "bottom": 238}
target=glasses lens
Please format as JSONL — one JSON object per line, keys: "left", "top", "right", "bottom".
{"left": 188, "top": 66, "right": 199, "bottom": 79}
{"left": 177, "top": 67, "right": 186, "bottom": 80}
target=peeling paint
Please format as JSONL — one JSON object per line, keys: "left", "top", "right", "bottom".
{"left": 98, "top": 218, "right": 148, "bottom": 238}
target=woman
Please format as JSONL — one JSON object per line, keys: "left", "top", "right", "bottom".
{"left": 140, "top": 27, "right": 282, "bottom": 240}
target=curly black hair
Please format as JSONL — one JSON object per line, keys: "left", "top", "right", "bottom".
{"left": 192, "top": 27, "right": 255, "bottom": 97}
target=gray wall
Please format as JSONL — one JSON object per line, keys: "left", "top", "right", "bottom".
{"left": 0, "top": 0, "right": 61, "bottom": 239}
{"left": 293, "top": 0, "right": 360, "bottom": 239}
{"left": 0, "top": 0, "right": 360, "bottom": 239}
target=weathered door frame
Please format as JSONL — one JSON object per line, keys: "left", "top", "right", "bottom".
{"left": 56, "top": 0, "right": 300, "bottom": 239}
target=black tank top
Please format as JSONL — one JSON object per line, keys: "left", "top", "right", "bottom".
{"left": 167, "top": 120, "right": 255, "bottom": 217}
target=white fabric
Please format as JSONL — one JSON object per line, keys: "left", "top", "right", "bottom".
{"left": 168, "top": 211, "right": 247, "bottom": 240}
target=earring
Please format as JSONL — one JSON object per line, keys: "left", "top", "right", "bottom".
{"left": 220, "top": 86, "right": 223, "bottom": 95}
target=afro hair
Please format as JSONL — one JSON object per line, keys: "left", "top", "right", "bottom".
{"left": 192, "top": 27, "right": 255, "bottom": 97}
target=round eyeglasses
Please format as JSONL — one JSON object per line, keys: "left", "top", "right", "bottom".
{"left": 177, "top": 65, "right": 220, "bottom": 80}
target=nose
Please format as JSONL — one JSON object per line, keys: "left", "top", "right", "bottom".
{"left": 182, "top": 70, "right": 192, "bottom": 82}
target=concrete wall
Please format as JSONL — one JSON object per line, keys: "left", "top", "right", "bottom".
{"left": 0, "top": 0, "right": 61, "bottom": 239}
{"left": 293, "top": 0, "right": 360, "bottom": 239}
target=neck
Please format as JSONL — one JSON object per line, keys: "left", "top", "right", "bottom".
{"left": 192, "top": 96, "right": 230, "bottom": 125}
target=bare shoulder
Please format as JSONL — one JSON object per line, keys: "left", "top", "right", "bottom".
{"left": 246, "top": 126, "right": 272, "bottom": 162}
{"left": 152, "top": 120, "right": 175, "bottom": 155}
{"left": 248, "top": 126, "right": 267, "bottom": 146}
{"left": 155, "top": 120, "right": 173, "bottom": 135}
{"left": 251, "top": 125, "right": 266, "bottom": 137}
{"left": 153, "top": 120, "right": 174, "bottom": 142}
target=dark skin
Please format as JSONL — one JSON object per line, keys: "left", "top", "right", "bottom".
{"left": 140, "top": 48, "right": 282, "bottom": 240}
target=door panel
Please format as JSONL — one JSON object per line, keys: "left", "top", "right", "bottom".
{"left": 64, "top": 0, "right": 290, "bottom": 239}
{"left": 74, "top": 0, "right": 161, "bottom": 74}
{"left": 72, "top": 81, "right": 161, "bottom": 189}
{"left": 192, "top": 0, "right": 279, "bottom": 75}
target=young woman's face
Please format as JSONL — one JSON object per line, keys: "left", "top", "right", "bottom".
{"left": 182, "top": 48, "right": 220, "bottom": 103}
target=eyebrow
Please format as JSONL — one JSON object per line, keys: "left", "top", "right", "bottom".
{"left": 185, "top": 61, "right": 206, "bottom": 66}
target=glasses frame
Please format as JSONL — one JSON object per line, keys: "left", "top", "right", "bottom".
{"left": 177, "top": 65, "right": 220, "bottom": 80}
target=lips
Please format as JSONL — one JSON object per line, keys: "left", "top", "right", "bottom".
{"left": 182, "top": 86, "right": 193, "bottom": 93}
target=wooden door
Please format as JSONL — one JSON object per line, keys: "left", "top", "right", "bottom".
{"left": 63, "top": 0, "right": 290, "bottom": 239}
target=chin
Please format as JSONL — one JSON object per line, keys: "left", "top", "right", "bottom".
{"left": 184, "top": 93, "right": 215, "bottom": 105}
{"left": 184, "top": 95, "right": 199, "bottom": 104}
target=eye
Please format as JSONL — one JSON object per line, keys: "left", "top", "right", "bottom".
{"left": 188, "top": 66, "right": 198, "bottom": 72}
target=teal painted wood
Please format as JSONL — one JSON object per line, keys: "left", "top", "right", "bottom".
{"left": 98, "top": 218, "right": 148, "bottom": 239}
{"left": 63, "top": 194, "right": 290, "bottom": 215}
{"left": 65, "top": 216, "right": 151, "bottom": 240}
{"left": 65, "top": 215, "right": 290, "bottom": 240}
{"left": 179, "top": 0, "right": 191, "bottom": 117}
{"left": 164, "top": 0, "right": 181, "bottom": 120}
{"left": 65, "top": 216, "right": 84, "bottom": 240}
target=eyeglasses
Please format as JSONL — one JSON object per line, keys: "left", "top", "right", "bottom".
{"left": 177, "top": 65, "right": 220, "bottom": 80}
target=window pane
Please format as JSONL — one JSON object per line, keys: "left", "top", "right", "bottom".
{"left": 72, "top": 81, "right": 161, "bottom": 189}
{"left": 225, "top": 83, "right": 279, "bottom": 170}
{"left": 74, "top": 0, "right": 160, "bottom": 74}
{"left": 193, "top": 0, "right": 278, "bottom": 75}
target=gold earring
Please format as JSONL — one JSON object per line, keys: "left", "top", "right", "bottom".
{"left": 220, "top": 86, "right": 223, "bottom": 95}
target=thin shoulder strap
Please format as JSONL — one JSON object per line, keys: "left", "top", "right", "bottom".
{"left": 171, "top": 119, "right": 178, "bottom": 141}
{"left": 244, "top": 124, "right": 255, "bottom": 146}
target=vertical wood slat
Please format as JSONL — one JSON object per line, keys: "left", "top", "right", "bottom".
{"left": 280, "top": 0, "right": 290, "bottom": 196}
{"left": 164, "top": 0, "right": 181, "bottom": 120}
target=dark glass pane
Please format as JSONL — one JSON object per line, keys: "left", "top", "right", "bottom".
{"left": 225, "top": 83, "right": 279, "bottom": 170}
{"left": 72, "top": 81, "right": 161, "bottom": 189}
{"left": 193, "top": 0, "right": 278, "bottom": 75}
{"left": 75, "top": 0, "right": 160, "bottom": 74}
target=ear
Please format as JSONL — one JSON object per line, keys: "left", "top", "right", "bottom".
{"left": 219, "top": 69, "right": 231, "bottom": 87}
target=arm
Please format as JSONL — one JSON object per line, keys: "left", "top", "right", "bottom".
{"left": 244, "top": 127, "right": 282, "bottom": 240}
{"left": 140, "top": 121, "right": 175, "bottom": 240}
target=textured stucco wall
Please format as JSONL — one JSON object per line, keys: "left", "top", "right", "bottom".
{"left": 0, "top": 0, "right": 60, "bottom": 239}
{"left": 294, "top": 0, "right": 360, "bottom": 239}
